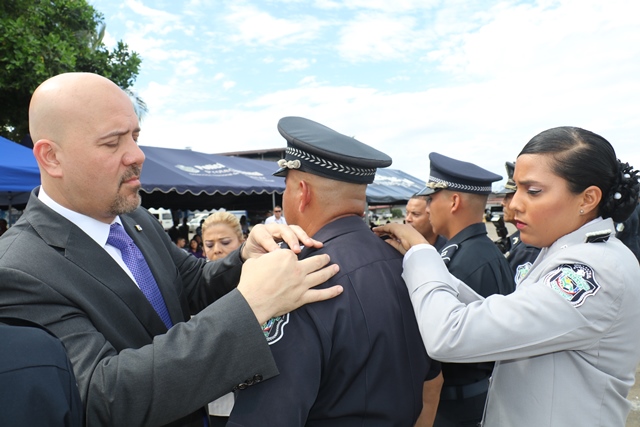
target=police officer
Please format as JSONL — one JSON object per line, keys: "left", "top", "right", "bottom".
{"left": 416, "top": 153, "right": 515, "bottom": 427}
{"left": 0, "top": 318, "right": 83, "bottom": 426}
{"left": 497, "top": 161, "right": 541, "bottom": 283}
{"left": 229, "top": 117, "right": 442, "bottom": 426}
{"left": 375, "top": 126, "right": 640, "bottom": 426}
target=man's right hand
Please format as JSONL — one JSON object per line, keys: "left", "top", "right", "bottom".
{"left": 237, "top": 249, "right": 341, "bottom": 324}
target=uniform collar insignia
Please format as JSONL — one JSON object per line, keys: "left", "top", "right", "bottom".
{"left": 584, "top": 229, "right": 611, "bottom": 243}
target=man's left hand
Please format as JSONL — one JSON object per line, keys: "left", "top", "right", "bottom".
{"left": 242, "top": 224, "right": 323, "bottom": 260}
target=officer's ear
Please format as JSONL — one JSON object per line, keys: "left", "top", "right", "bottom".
{"left": 580, "top": 185, "right": 602, "bottom": 217}
{"left": 449, "top": 192, "right": 462, "bottom": 214}
{"left": 298, "top": 179, "right": 312, "bottom": 213}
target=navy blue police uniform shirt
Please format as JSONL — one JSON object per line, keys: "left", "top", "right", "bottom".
{"left": 0, "top": 318, "right": 83, "bottom": 426}
{"left": 433, "top": 234, "right": 448, "bottom": 252}
{"left": 442, "top": 222, "right": 515, "bottom": 298}
{"left": 438, "top": 222, "right": 515, "bottom": 386}
{"left": 228, "top": 216, "right": 440, "bottom": 427}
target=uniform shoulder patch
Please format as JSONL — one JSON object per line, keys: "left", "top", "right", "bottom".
{"left": 261, "top": 313, "right": 290, "bottom": 345}
{"left": 543, "top": 264, "right": 600, "bottom": 307}
{"left": 514, "top": 262, "right": 532, "bottom": 285}
{"left": 440, "top": 244, "right": 459, "bottom": 265}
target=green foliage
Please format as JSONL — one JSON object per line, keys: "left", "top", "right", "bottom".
{"left": 0, "top": 0, "right": 142, "bottom": 142}
{"left": 391, "top": 208, "right": 403, "bottom": 218}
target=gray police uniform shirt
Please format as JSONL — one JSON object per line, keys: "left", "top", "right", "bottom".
{"left": 402, "top": 217, "right": 640, "bottom": 426}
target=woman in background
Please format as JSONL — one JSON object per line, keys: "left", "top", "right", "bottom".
{"left": 187, "top": 237, "right": 205, "bottom": 258}
{"left": 201, "top": 211, "right": 245, "bottom": 426}
{"left": 202, "top": 211, "right": 244, "bottom": 261}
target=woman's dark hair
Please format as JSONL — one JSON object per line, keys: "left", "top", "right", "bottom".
{"left": 518, "top": 126, "right": 639, "bottom": 222}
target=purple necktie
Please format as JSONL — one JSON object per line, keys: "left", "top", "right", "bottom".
{"left": 107, "top": 223, "right": 173, "bottom": 329}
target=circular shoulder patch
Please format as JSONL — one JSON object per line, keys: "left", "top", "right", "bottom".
{"left": 543, "top": 264, "right": 600, "bottom": 307}
{"left": 261, "top": 313, "right": 290, "bottom": 345}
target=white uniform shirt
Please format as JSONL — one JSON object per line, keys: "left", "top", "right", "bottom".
{"left": 403, "top": 217, "right": 640, "bottom": 427}
{"left": 264, "top": 215, "right": 286, "bottom": 225}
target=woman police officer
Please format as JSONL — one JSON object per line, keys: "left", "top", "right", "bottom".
{"left": 375, "top": 126, "right": 640, "bottom": 426}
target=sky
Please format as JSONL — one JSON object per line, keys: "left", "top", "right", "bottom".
{"left": 89, "top": 0, "right": 640, "bottom": 186}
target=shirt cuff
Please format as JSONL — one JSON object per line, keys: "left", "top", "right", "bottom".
{"left": 403, "top": 243, "right": 437, "bottom": 269}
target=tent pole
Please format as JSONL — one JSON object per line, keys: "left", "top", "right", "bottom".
{"left": 8, "top": 193, "right": 13, "bottom": 227}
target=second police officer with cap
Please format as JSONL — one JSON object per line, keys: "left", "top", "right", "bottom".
{"left": 417, "top": 152, "right": 515, "bottom": 427}
{"left": 228, "top": 117, "right": 442, "bottom": 426}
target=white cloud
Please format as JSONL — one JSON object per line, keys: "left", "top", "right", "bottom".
{"left": 280, "top": 58, "right": 315, "bottom": 71}
{"left": 223, "top": 81, "right": 237, "bottom": 90}
{"left": 338, "top": 13, "right": 427, "bottom": 62}
{"left": 339, "top": 0, "right": 440, "bottom": 12}
{"left": 124, "top": 0, "right": 181, "bottom": 34}
{"left": 224, "top": 4, "right": 325, "bottom": 46}
{"left": 175, "top": 59, "right": 200, "bottom": 77}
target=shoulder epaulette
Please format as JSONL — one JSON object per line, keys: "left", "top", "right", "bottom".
{"left": 584, "top": 229, "right": 612, "bottom": 243}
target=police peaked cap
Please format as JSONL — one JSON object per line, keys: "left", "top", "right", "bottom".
{"left": 273, "top": 116, "right": 392, "bottom": 184}
{"left": 495, "top": 161, "right": 516, "bottom": 195}
{"left": 416, "top": 152, "right": 502, "bottom": 196}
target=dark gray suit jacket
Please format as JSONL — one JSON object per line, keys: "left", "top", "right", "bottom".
{"left": 0, "top": 189, "right": 278, "bottom": 426}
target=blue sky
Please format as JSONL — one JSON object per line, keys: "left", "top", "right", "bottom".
{"left": 89, "top": 0, "right": 640, "bottom": 185}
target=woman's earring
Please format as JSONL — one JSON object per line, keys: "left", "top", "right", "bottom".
{"left": 580, "top": 209, "right": 584, "bottom": 215}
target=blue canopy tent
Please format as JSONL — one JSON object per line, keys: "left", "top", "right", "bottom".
{"left": 0, "top": 136, "right": 40, "bottom": 220}
{"left": 139, "top": 146, "right": 286, "bottom": 211}
{"left": 139, "top": 146, "right": 425, "bottom": 211}
{"left": 366, "top": 168, "right": 425, "bottom": 205}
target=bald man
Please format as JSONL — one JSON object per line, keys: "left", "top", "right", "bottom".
{"left": 0, "top": 73, "right": 341, "bottom": 426}
{"left": 229, "top": 117, "right": 442, "bottom": 426}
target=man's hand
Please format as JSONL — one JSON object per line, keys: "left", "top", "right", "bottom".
{"left": 237, "top": 249, "right": 342, "bottom": 324}
{"left": 373, "top": 223, "right": 429, "bottom": 255}
{"left": 242, "top": 224, "right": 323, "bottom": 260}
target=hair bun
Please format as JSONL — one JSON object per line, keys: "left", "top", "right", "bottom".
{"left": 603, "top": 161, "right": 640, "bottom": 222}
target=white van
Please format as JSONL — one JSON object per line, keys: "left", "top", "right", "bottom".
{"left": 148, "top": 208, "right": 174, "bottom": 230}
{"left": 188, "top": 211, "right": 213, "bottom": 233}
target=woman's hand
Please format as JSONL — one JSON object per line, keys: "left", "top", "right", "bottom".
{"left": 373, "top": 223, "right": 429, "bottom": 255}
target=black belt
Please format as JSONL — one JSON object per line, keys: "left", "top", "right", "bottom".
{"left": 440, "top": 378, "right": 490, "bottom": 401}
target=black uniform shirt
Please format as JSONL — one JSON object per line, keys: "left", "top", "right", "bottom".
{"left": 443, "top": 223, "right": 515, "bottom": 297}
{"left": 229, "top": 216, "right": 439, "bottom": 426}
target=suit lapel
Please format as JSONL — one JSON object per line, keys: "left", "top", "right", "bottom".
{"left": 119, "top": 215, "right": 184, "bottom": 327}
{"left": 27, "top": 192, "right": 170, "bottom": 336}
{"left": 68, "top": 223, "right": 171, "bottom": 335}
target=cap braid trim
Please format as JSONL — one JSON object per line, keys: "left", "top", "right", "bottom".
{"left": 287, "top": 147, "right": 376, "bottom": 177}
{"left": 429, "top": 176, "right": 493, "bottom": 193}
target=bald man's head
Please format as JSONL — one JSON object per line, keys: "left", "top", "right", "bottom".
{"left": 29, "top": 73, "right": 145, "bottom": 223}
{"left": 29, "top": 73, "right": 129, "bottom": 145}
{"left": 283, "top": 170, "right": 367, "bottom": 235}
